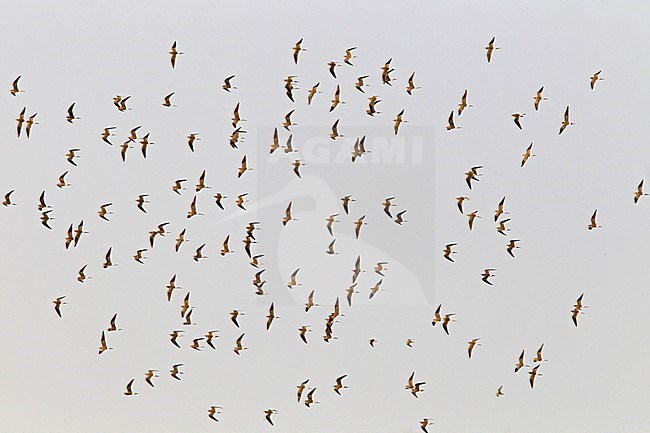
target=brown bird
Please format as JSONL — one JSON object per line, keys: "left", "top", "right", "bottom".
{"left": 77, "top": 265, "right": 90, "bottom": 283}
{"left": 456, "top": 196, "right": 469, "bottom": 214}
{"left": 394, "top": 210, "right": 407, "bottom": 225}
{"left": 506, "top": 239, "right": 520, "bottom": 257}
{"left": 166, "top": 275, "right": 180, "bottom": 302}
{"left": 481, "top": 269, "right": 496, "bottom": 285}
{"left": 467, "top": 210, "right": 480, "bottom": 230}
{"left": 634, "top": 179, "right": 648, "bottom": 204}
{"left": 496, "top": 386, "right": 504, "bottom": 398}
{"left": 16, "top": 107, "right": 25, "bottom": 137}
{"left": 355, "top": 75, "right": 369, "bottom": 93}
{"left": 343, "top": 47, "right": 356, "bottom": 65}
{"left": 10, "top": 75, "right": 24, "bottom": 96}
{"left": 393, "top": 109, "right": 406, "bottom": 135}
{"left": 485, "top": 36, "right": 500, "bottom": 63}
{"left": 305, "top": 290, "right": 318, "bottom": 312}
{"left": 521, "top": 142, "right": 536, "bottom": 167}
{"left": 468, "top": 338, "right": 481, "bottom": 358}
{"left": 515, "top": 349, "right": 529, "bottom": 373}
{"left": 529, "top": 365, "right": 542, "bottom": 389}
{"left": 533, "top": 344, "right": 548, "bottom": 363}
{"left": 169, "top": 330, "right": 184, "bottom": 348}
{"left": 99, "top": 331, "right": 112, "bottom": 355}
{"left": 307, "top": 82, "right": 321, "bottom": 105}
{"left": 266, "top": 302, "right": 278, "bottom": 330}
{"left": 169, "top": 41, "right": 183, "bottom": 68}
{"left": 232, "top": 102, "right": 245, "bottom": 127}
{"left": 205, "top": 331, "right": 219, "bottom": 350}
{"left": 170, "top": 363, "right": 184, "bottom": 380}
{"left": 162, "top": 92, "right": 176, "bottom": 107}
{"left": 283, "top": 110, "right": 296, "bottom": 131}
{"left": 432, "top": 304, "right": 442, "bottom": 327}
{"left": 230, "top": 310, "right": 244, "bottom": 328}
{"left": 406, "top": 72, "right": 420, "bottom": 95}
{"left": 443, "top": 243, "right": 457, "bottom": 262}
{"left": 187, "top": 195, "right": 202, "bottom": 219}
{"left": 175, "top": 228, "right": 187, "bottom": 252}
{"left": 124, "top": 379, "right": 137, "bottom": 396}
{"left": 220, "top": 234, "right": 233, "bottom": 256}
{"left": 512, "top": 113, "right": 525, "bottom": 130}
{"left": 299, "top": 326, "right": 311, "bottom": 344}
{"left": 133, "top": 248, "right": 148, "bottom": 265}
{"left": 326, "top": 214, "right": 339, "bottom": 236}
{"left": 341, "top": 195, "right": 355, "bottom": 214}
{"left": 282, "top": 202, "right": 295, "bottom": 226}
{"left": 40, "top": 210, "right": 54, "bottom": 230}
{"left": 354, "top": 215, "right": 366, "bottom": 239}
{"left": 172, "top": 179, "right": 187, "bottom": 195}
{"left": 66, "top": 103, "right": 80, "bottom": 123}
{"left": 447, "top": 111, "right": 460, "bottom": 130}
{"left": 233, "top": 333, "right": 247, "bottom": 355}
{"left": 136, "top": 194, "right": 149, "bottom": 213}
{"left": 304, "top": 387, "right": 319, "bottom": 407}
{"left": 559, "top": 106, "right": 574, "bottom": 135}
{"left": 293, "top": 38, "right": 305, "bottom": 64}
{"left": 57, "top": 171, "right": 70, "bottom": 189}
{"left": 533, "top": 86, "right": 547, "bottom": 111}
{"left": 103, "top": 247, "right": 116, "bottom": 269}
{"left": 187, "top": 133, "right": 200, "bottom": 152}
{"left": 497, "top": 218, "right": 511, "bottom": 236}
{"left": 328, "top": 61, "right": 339, "bottom": 78}
{"left": 53, "top": 296, "right": 66, "bottom": 318}
{"left": 333, "top": 375, "right": 348, "bottom": 395}
{"left": 421, "top": 418, "right": 435, "bottom": 433}
{"left": 25, "top": 113, "right": 38, "bottom": 138}
{"left": 145, "top": 370, "right": 158, "bottom": 387}
{"left": 223, "top": 75, "right": 237, "bottom": 92}
{"left": 193, "top": 244, "right": 207, "bottom": 262}
{"left": 458, "top": 89, "right": 473, "bottom": 115}
{"left": 287, "top": 268, "right": 301, "bottom": 289}
{"left": 98, "top": 203, "right": 112, "bottom": 221}
{"left": 330, "top": 119, "right": 342, "bottom": 140}
{"left": 330, "top": 84, "right": 344, "bottom": 112}
{"left": 590, "top": 70, "right": 604, "bottom": 90}
{"left": 264, "top": 409, "right": 278, "bottom": 426}
{"left": 3, "top": 190, "right": 15, "bottom": 207}
{"left": 588, "top": 209, "right": 601, "bottom": 230}
{"left": 494, "top": 197, "right": 507, "bottom": 221}
{"left": 207, "top": 406, "right": 222, "bottom": 422}
{"left": 107, "top": 313, "right": 122, "bottom": 332}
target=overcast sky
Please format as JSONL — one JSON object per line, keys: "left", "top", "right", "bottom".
{"left": 1, "top": 1, "right": 649, "bottom": 432}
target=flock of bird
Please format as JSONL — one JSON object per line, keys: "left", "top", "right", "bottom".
{"left": 5, "top": 36, "right": 647, "bottom": 431}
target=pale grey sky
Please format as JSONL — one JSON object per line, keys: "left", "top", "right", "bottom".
{"left": 1, "top": 1, "right": 650, "bottom": 432}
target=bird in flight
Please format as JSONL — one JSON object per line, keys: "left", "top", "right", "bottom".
{"left": 485, "top": 36, "right": 500, "bottom": 63}
{"left": 533, "top": 86, "right": 547, "bottom": 111}
{"left": 590, "top": 70, "right": 604, "bottom": 90}
{"left": 343, "top": 47, "right": 357, "bottom": 65}
{"left": 292, "top": 38, "right": 305, "bottom": 64}
{"left": 512, "top": 113, "right": 525, "bottom": 130}
{"left": 467, "top": 338, "right": 481, "bottom": 358}
{"left": 66, "top": 103, "right": 80, "bottom": 123}
{"left": 10, "top": 75, "right": 24, "bottom": 96}
{"left": 482, "top": 268, "right": 496, "bottom": 285}
{"left": 169, "top": 41, "right": 183, "bottom": 68}
{"left": 406, "top": 72, "right": 420, "bottom": 95}
{"left": 264, "top": 409, "right": 278, "bottom": 426}
{"left": 496, "top": 386, "right": 504, "bottom": 397}
{"left": 458, "top": 89, "right": 472, "bottom": 115}
{"left": 529, "top": 365, "right": 543, "bottom": 389}
{"left": 559, "top": 106, "right": 574, "bottom": 135}
{"left": 506, "top": 239, "right": 521, "bottom": 257}
{"left": 443, "top": 243, "right": 457, "bottom": 262}
{"left": 124, "top": 379, "right": 137, "bottom": 396}
{"left": 162, "top": 92, "right": 176, "bottom": 107}
{"left": 588, "top": 209, "right": 601, "bottom": 230}
{"left": 53, "top": 296, "right": 66, "bottom": 318}
{"left": 634, "top": 180, "right": 648, "bottom": 204}
{"left": 223, "top": 75, "right": 237, "bottom": 92}
{"left": 333, "top": 375, "right": 348, "bottom": 395}
{"left": 521, "top": 143, "right": 536, "bottom": 167}
{"left": 515, "top": 350, "right": 529, "bottom": 373}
